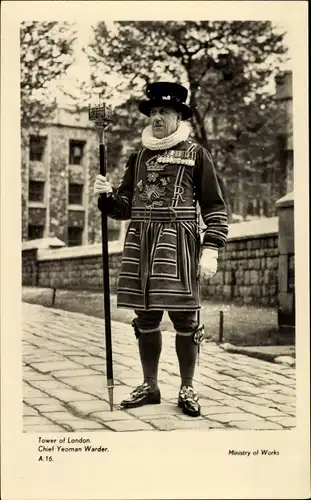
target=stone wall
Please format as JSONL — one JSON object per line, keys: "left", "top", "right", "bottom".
{"left": 22, "top": 249, "right": 38, "bottom": 286}
{"left": 201, "top": 233, "right": 278, "bottom": 305}
{"left": 276, "top": 192, "right": 295, "bottom": 335}
{"left": 22, "top": 218, "right": 280, "bottom": 307}
{"left": 35, "top": 242, "right": 123, "bottom": 293}
{"left": 22, "top": 237, "right": 65, "bottom": 288}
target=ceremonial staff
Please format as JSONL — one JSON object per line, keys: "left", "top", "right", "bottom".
{"left": 89, "top": 102, "right": 114, "bottom": 411}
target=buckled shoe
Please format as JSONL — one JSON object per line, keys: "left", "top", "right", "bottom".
{"left": 178, "top": 386, "right": 201, "bottom": 417}
{"left": 120, "top": 382, "right": 161, "bottom": 409}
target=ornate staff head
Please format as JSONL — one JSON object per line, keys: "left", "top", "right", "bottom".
{"left": 89, "top": 102, "right": 113, "bottom": 143}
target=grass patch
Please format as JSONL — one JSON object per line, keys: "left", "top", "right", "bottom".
{"left": 223, "top": 345, "right": 295, "bottom": 361}
{"left": 22, "top": 286, "right": 294, "bottom": 348}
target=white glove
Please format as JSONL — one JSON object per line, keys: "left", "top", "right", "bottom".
{"left": 200, "top": 248, "right": 218, "bottom": 278}
{"left": 93, "top": 174, "right": 113, "bottom": 195}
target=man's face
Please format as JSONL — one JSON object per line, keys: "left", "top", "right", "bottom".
{"left": 150, "top": 106, "right": 180, "bottom": 139}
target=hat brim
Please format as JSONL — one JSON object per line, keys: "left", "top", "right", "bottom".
{"left": 138, "top": 99, "right": 192, "bottom": 120}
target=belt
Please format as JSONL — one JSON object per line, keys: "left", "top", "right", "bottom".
{"left": 131, "top": 207, "right": 197, "bottom": 222}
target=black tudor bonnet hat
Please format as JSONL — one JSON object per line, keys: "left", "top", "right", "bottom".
{"left": 138, "top": 82, "right": 193, "bottom": 120}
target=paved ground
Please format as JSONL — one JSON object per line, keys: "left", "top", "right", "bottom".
{"left": 23, "top": 302, "right": 296, "bottom": 432}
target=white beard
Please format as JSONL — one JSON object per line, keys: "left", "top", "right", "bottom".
{"left": 141, "top": 121, "right": 190, "bottom": 150}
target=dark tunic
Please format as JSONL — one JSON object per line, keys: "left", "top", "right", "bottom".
{"left": 98, "top": 140, "right": 228, "bottom": 311}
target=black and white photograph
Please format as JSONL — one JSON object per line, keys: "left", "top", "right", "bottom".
{"left": 1, "top": 1, "right": 309, "bottom": 499}
{"left": 20, "top": 15, "right": 297, "bottom": 433}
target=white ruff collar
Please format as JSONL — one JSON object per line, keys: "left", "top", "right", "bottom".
{"left": 141, "top": 121, "right": 190, "bottom": 150}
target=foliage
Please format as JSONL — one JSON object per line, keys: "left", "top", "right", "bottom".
{"left": 86, "top": 21, "right": 289, "bottom": 216}
{"left": 20, "top": 21, "right": 77, "bottom": 128}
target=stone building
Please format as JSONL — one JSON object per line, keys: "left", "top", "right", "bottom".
{"left": 21, "top": 107, "right": 121, "bottom": 246}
